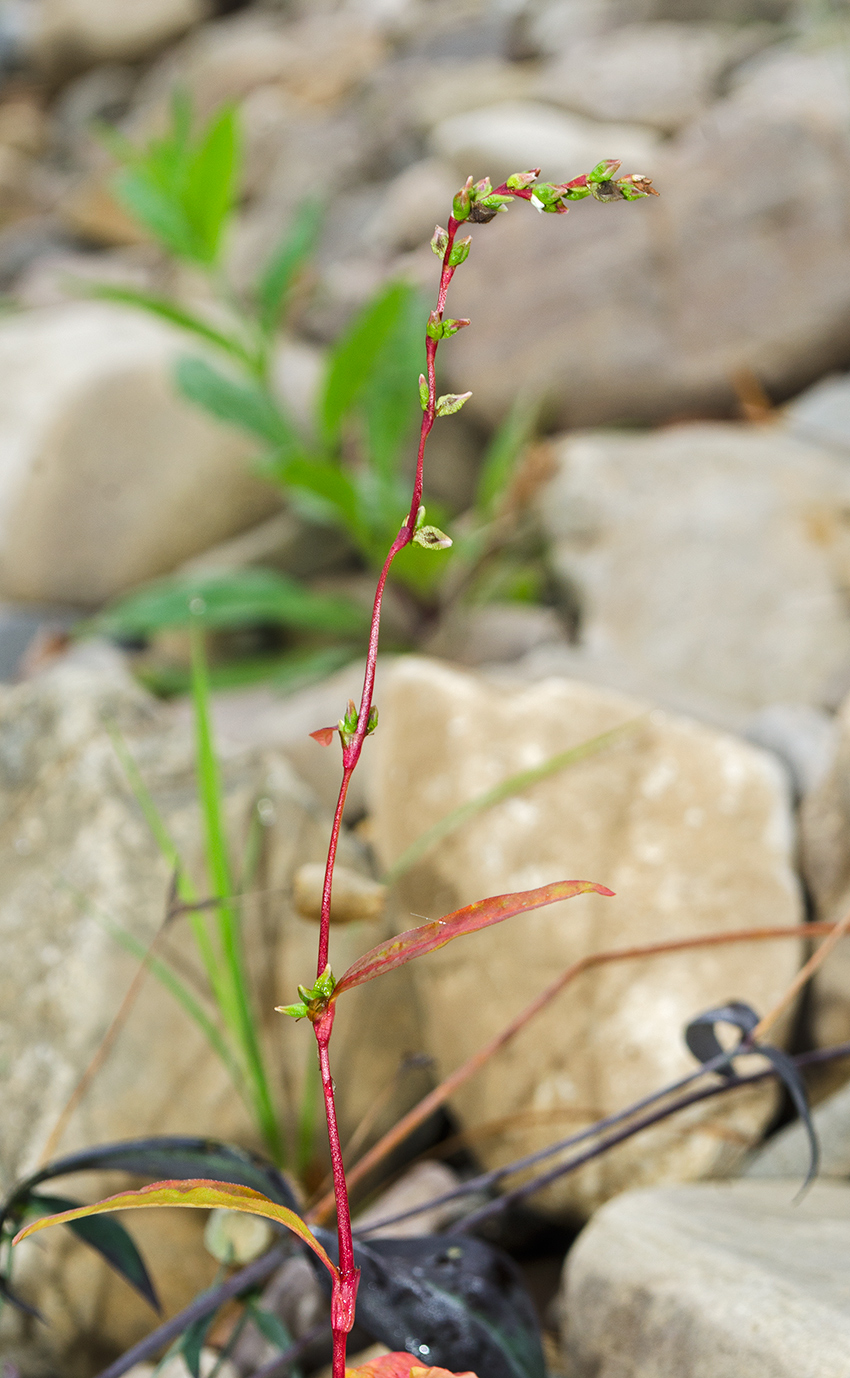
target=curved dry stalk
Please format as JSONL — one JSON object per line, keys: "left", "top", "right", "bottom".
{"left": 307, "top": 920, "right": 832, "bottom": 1223}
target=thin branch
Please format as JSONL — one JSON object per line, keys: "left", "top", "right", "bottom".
{"left": 754, "top": 905, "right": 850, "bottom": 1040}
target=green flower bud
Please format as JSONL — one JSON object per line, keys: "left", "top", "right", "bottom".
{"left": 435, "top": 391, "right": 472, "bottom": 417}
{"left": 419, "top": 373, "right": 429, "bottom": 410}
{"left": 431, "top": 225, "right": 449, "bottom": 257}
{"left": 506, "top": 168, "right": 540, "bottom": 189}
{"left": 452, "top": 175, "right": 473, "bottom": 222}
{"left": 448, "top": 235, "right": 472, "bottom": 267}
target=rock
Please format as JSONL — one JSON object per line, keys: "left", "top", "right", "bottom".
{"left": 744, "top": 1076, "right": 850, "bottom": 1180}
{"left": 537, "top": 425, "right": 850, "bottom": 725}
{"left": 0, "top": 645, "right": 426, "bottom": 1372}
{"left": 0, "top": 302, "right": 280, "bottom": 606}
{"left": 784, "top": 371, "right": 850, "bottom": 455}
{"left": 559, "top": 1180, "right": 850, "bottom": 1378}
{"left": 429, "top": 100, "right": 661, "bottom": 189}
{"left": 535, "top": 23, "right": 740, "bottom": 134}
{"left": 353, "top": 1159, "right": 463, "bottom": 1237}
{"left": 230, "top": 1252, "right": 327, "bottom": 1375}
{"left": 293, "top": 861, "right": 387, "bottom": 924}
{"left": 422, "top": 602, "right": 567, "bottom": 666}
{"left": 31, "top": 0, "right": 206, "bottom": 72}
{"left": 744, "top": 704, "right": 838, "bottom": 800}
{"left": 203, "top": 1208, "right": 275, "bottom": 1266}
{"left": 364, "top": 157, "right": 461, "bottom": 252}
{"left": 370, "top": 656, "right": 803, "bottom": 1219}
{"left": 444, "top": 50, "right": 850, "bottom": 430}
{"left": 800, "top": 691, "right": 850, "bottom": 1050}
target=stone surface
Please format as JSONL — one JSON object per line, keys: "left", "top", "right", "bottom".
{"left": 125, "top": 1353, "right": 237, "bottom": 1378}
{"left": 370, "top": 656, "right": 803, "bottom": 1219}
{"left": 445, "top": 49, "right": 850, "bottom": 430}
{"left": 784, "top": 371, "right": 850, "bottom": 455}
{"left": 744, "top": 704, "right": 838, "bottom": 801}
{"left": 352, "top": 1159, "right": 463, "bottom": 1237}
{"left": 32, "top": 0, "right": 206, "bottom": 71}
{"left": 0, "top": 302, "right": 280, "bottom": 606}
{"left": 800, "top": 691, "right": 850, "bottom": 1051}
{"left": 537, "top": 424, "right": 850, "bottom": 725}
{"left": 430, "top": 100, "right": 660, "bottom": 189}
{"left": 423, "top": 602, "right": 567, "bottom": 667}
{"left": 559, "top": 1180, "right": 850, "bottom": 1377}
{"left": 536, "top": 23, "right": 734, "bottom": 133}
{"left": 0, "top": 645, "right": 426, "bottom": 1373}
{"left": 745, "top": 1076, "right": 850, "bottom": 1180}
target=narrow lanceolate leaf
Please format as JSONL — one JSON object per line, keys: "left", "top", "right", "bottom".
{"left": 12, "top": 1180, "right": 336, "bottom": 1277}
{"left": 334, "top": 880, "right": 613, "bottom": 996}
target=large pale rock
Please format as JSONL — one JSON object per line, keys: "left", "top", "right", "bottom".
{"left": 536, "top": 424, "right": 850, "bottom": 724}
{"left": 0, "top": 303, "right": 279, "bottom": 606}
{"left": 559, "top": 1181, "right": 850, "bottom": 1377}
{"left": 800, "top": 690, "right": 850, "bottom": 1051}
{"left": 536, "top": 23, "right": 737, "bottom": 133}
{"left": 31, "top": 0, "right": 205, "bottom": 70}
{"left": 430, "top": 100, "right": 661, "bottom": 189}
{"left": 0, "top": 646, "right": 426, "bottom": 1374}
{"left": 370, "top": 657, "right": 803, "bottom": 1219}
{"left": 445, "top": 49, "right": 850, "bottom": 429}
{"left": 745, "top": 1076, "right": 850, "bottom": 1180}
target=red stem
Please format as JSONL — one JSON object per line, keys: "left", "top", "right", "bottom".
{"left": 311, "top": 196, "right": 524, "bottom": 1374}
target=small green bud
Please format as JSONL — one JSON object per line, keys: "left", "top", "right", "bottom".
{"left": 506, "top": 168, "right": 540, "bottom": 189}
{"left": 413, "top": 524, "right": 453, "bottom": 550}
{"left": 472, "top": 177, "right": 492, "bottom": 200}
{"left": 588, "top": 159, "right": 622, "bottom": 184}
{"left": 430, "top": 225, "right": 449, "bottom": 257}
{"left": 426, "top": 313, "right": 470, "bottom": 341}
{"left": 276, "top": 1001, "right": 309, "bottom": 1020}
{"left": 338, "top": 698, "right": 359, "bottom": 746}
{"left": 436, "top": 391, "right": 472, "bottom": 417}
{"left": 367, "top": 705, "right": 378, "bottom": 735}
{"left": 616, "top": 173, "right": 658, "bottom": 201}
{"left": 313, "top": 964, "right": 337, "bottom": 1001}
{"left": 452, "top": 176, "right": 473, "bottom": 222}
{"left": 448, "top": 235, "right": 472, "bottom": 267}
{"left": 419, "top": 373, "right": 429, "bottom": 410}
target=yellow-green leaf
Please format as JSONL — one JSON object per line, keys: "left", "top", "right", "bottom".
{"left": 12, "top": 1179, "right": 336, "bottom": 1278}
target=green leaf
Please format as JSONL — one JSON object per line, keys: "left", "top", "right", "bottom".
{"left": 26, "top": 1194, "right": 160, "bottom": 1313}
{"left": 359, "top": 284, "right": 425, "bottom": 480}
{"left": 183, "top": 104, "right": 239, "bottom": 265}
{"left": 275, "top": 454, "right": 363, "bottom": 538}
{"left": 181, "top": 1310, "right": 216, "bottom": 1378}
{"left": 248, "top": 1302, "right": 296, "bottom": 1355}
{"left": 334, "top": 880, "right": 614, "bottom": 997}
{"left": 175, "top": 356, "right": 298, "bottom": 448}
{"left": 86, "top": 286, "right": 256, "bottom": 367}
{"left": 88, "top": 569, "right": 367, "bottom": 638}
{"left": 112, "top": 167, "right": 197, "bottom": 260}
{"left": 256, "top": 197, "right": 323, "bottom": 336}
{"left": 475, "top": 394, "right": 541, "bottom": 519}
{"left": 319, "top": 281, "right": 411, "bottom": 443}
{"left": 12, "top": 1180, "right": 336, "bottom": 1278}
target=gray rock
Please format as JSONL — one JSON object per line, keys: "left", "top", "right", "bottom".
{"left": 29, "top": 0, "right": 205, "bottom": 72}
{"left": 429, "top": 100, "right": 661, "bottom": 189}
{"left": 800, "top": 690, "right": 850, "bottom": 1050}
{"left": 0, "top": 302, "right": 279, "bottom": 606}
{"left": 784, "top": 371, "right": 850, "bottom": 456}
{"left": 744, "top": 703, "right": 838, "bottom": 799}
{"left": 535, "top": 23, "right": 738, "bottom": 134}
{"left": 537, "top": 425, "right": 850, "bottom": 724}
{"left": 370, "top": 656, "right": 802, "bottom": 1219}
{"left": 745, "top": 1077, "right": 850, "bottom": 1180}
{"left": 422, "top": 602, "right": 567, "bottom": 666}
{"left": 444, "top": 49, "right": 850, "bottom": 430}
{"left": 353, "top": 1159, "right": 464, "bottom": 1237}
{"left": 560, "top": 1180, "right": 850, "bottom": 1378}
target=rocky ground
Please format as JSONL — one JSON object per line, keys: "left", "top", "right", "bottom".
{"left": 3, "top": 1, "right": 850, "bottom": 1376}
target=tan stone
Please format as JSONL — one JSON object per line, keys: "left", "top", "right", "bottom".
{"left": 800, "top": 690, "right": 850, "bottom": 1052}
{"left": 33, "top": 0, "right": 205, "bottom": 70}
{"left": 370, "top": 657, "right": 803, "bottom": 1218}
{"left": 0, "top": 646, "right": 426, "bottom": 1370}
{"left": 293, "top": 862, "right": 387, "bottom": 924}
{"left": 0, "top": 303, "right": 280, "bottom": 605}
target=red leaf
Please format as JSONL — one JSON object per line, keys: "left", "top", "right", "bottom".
{"left": 334, "top": 880, "right": 613, "bottom": 996}
{"left": 12, "top": 1179, "right": 336, "bottom": 1277}
{"left": 346, "top": 1354, "right": 479, "bottom": 1378}
{"left": 310, "top": 726, "right": 337, "bottom": 747}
